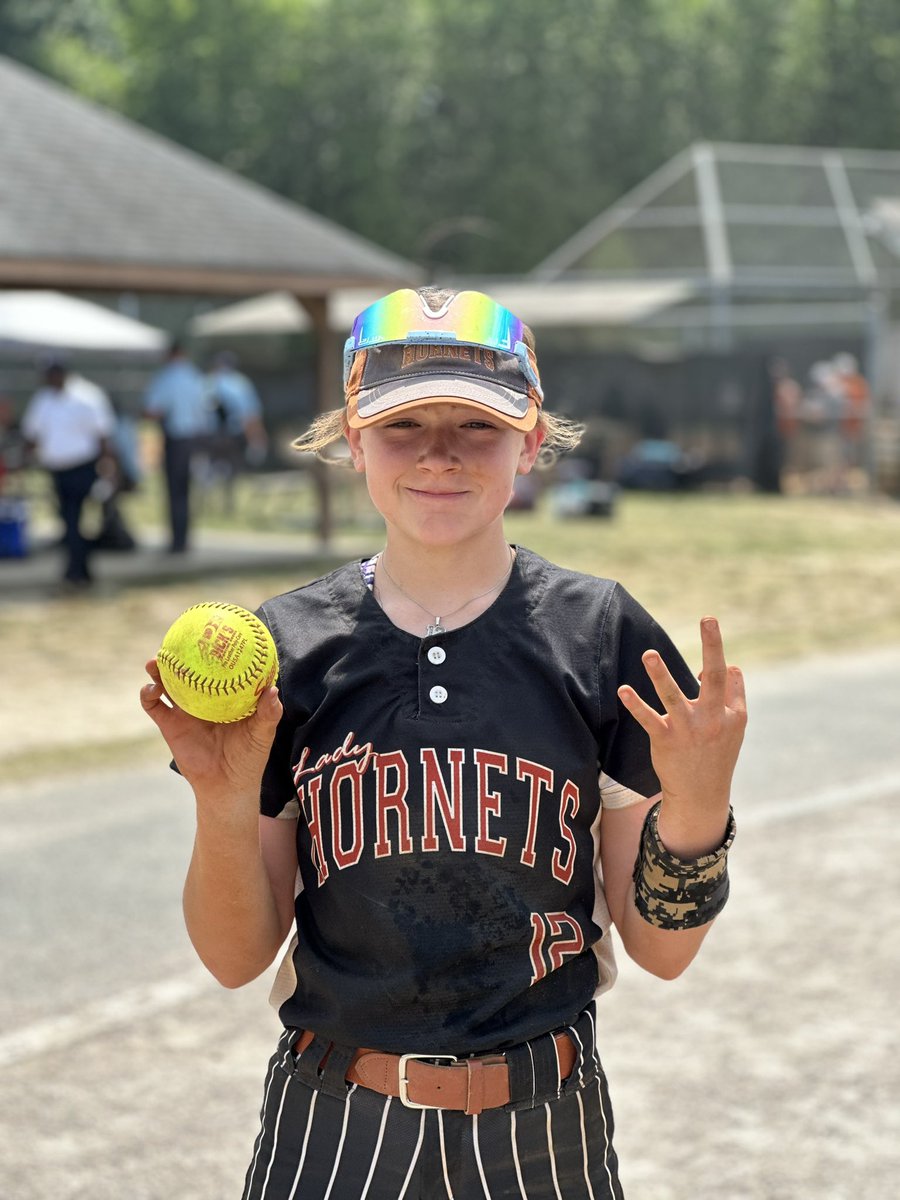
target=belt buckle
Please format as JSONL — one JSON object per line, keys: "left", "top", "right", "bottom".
{"left": 397, "top": 1052, "right": 458, "bottom": 1109}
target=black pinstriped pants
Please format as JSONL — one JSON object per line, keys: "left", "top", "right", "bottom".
{"left": 242, "top": 1005, "right": 624, "bottom": 1200}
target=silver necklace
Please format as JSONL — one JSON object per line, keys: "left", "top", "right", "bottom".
{"left": 378, "top": 546, "right": 515, "bottom": 637}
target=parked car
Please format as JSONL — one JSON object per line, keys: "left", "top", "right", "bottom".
{"left": 616, "top": 439, "right": 741, "bottom": 492}
{"left": 616, "top": 440, "right": 696, "bottom": 491}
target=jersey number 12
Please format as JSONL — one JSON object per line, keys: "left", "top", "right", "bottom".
{"left": 529, "top": 911, "right": 585, "bottom": 983}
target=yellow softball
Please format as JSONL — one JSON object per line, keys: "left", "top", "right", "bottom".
{"left": 156, "top": 601, "right": 279, "bottom": 723}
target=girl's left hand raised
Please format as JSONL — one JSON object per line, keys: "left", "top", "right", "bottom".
{"left": 617, "top": 617, "right": 747, "bottom": 858}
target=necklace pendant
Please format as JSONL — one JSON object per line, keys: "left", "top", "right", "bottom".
{"left": 425, "top": 619, "right": 445, "bottom": 638}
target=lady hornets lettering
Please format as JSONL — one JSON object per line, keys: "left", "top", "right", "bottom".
{"left": 292, "top": 729, "right": 583, "bottom": 891}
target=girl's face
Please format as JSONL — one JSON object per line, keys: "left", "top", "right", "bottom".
{"left": 345, "top": 402, "right": 544, "bottom": 548}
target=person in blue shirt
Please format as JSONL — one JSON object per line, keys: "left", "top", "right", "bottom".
{"left": 206, "top": 351, "right": 268, "bottom": 513}
{"left": 143, "top": 340, "right": 211, "bottom": 553}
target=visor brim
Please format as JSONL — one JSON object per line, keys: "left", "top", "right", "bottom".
{"left": 346, "top": 376, "right": 539, "bottom": 431}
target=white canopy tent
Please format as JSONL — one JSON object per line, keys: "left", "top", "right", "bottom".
{"left": 0, "top": 290, "right": 167, "bottom": 354}
{"left": 190, "top": 291, "right": 312, "bottom": 337}
{"left": 466, "top": 279, "right": 695, "bottom": 327}
{"left": 189, "top": 280, "right": 694, "bottom": 340}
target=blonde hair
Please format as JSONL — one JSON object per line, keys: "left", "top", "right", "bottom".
{"left": 291, "top": 406, "right": 583, "bottom": 467}
{"left": 292, "top": 286, "right": 584, "bottom": 465}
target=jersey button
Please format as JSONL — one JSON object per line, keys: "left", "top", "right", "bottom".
{"left": 429, "top": 685, "right": 448, "bottom": 704}
{"left": 427, "top": 646, "right": 447, "bottom": 665}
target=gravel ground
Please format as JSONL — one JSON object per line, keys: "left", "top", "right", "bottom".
{"left": 2, "top": 641, "right": 897, "bottom": 1199}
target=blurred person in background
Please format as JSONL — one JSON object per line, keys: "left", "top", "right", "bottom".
{"left": 205, "top": 349, "right": 268, "bottom": 513}
{"left": 0, "top": 392, "right": 16, "bottom": 486}
{"left": 143, "top": 340, "right": 211, "bottom": 554}
{"left": 833, "top": 353, "right": 870, "bottom": 487}
{"left": 803, "top": 360, "right": 846, "bottom": 494}
{"left": 21, "top": 358, "right": 115, "bottom": 588}
{"left": 770, "top": 357, "right": 804, "bottom": 492}
{"left": 747, "top": 356, "right": 784, "bottom": 495}
{"left": 90, "top": 392, "right": 142, "bottom": 552}
{"left": 0, "top": 391, "right": 28, "bottom": 559}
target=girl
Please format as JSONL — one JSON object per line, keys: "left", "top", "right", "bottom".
{"left": 142, "top": 286, "right": 746, "bottom": 1199}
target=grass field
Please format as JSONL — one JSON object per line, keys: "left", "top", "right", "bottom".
{"left": 506, "top": 491, "right": 900, "bottom": 665}
{"left": 105, "top": 468, "right": 900, "bottom": 657}
{"left": 2, "top": 482, "right": 899, "bottom": 779}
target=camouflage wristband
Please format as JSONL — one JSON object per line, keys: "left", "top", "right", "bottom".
{"left": 632, "top": 801, "right": 736, "bottom": 930}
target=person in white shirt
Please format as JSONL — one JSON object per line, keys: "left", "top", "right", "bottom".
{"left": 21, "top": 359, "right": 115, "bottom": 587}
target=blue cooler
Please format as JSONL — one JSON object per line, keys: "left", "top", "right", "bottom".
{"left": 0, "top": 497, "right": 28, "bottom": 557}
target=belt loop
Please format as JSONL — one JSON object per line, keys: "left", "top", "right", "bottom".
{"left": 292, "top": 1033, "right": 334, "bottom": 1088}
{"left": 319, "top": 1042, "right": 357, "bottom": 1099}
{"left": 506, "top": 1031, "right": 563, "bottom": 1110}
{"left": 504, "top": 1041, "right": 539, "bottom": 1111}
{"left": 464, "top": 1057, "right": 486, "bottom": 1116}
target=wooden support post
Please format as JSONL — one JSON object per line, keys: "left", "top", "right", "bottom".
{"left": 299, "top": 295, "right": 341, "bottom": 546}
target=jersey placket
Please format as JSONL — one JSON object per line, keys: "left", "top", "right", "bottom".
{"left": 418, "top": 636, "right": 451, "bottom": 714}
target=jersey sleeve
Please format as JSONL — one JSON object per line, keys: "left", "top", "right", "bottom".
{"left": 596, "top": 583, "right": 699, "bottom": 806}
{"left": 256, "top": 600, "right": 301, "bottom": 819}
{"left": 259, "top": 714, "right": 301, "bottom": 819}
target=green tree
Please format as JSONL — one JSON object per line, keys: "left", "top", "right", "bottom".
{"left": 7, "top": 0, "right": 900, "bottom": 274}
{"left": 662, "top": 0, "right": 791, "bottom": 146}
{"left": 775, "top": 0, "right": 900, "bottom": 147}
{"left": 0, "top": 0, "right": 69, "bottom": 65}
{"left": 40, "top": 0, "right": 305, "bottom": 172}
{"left": 397, "top": 0, "right": 680, "bottom": 271}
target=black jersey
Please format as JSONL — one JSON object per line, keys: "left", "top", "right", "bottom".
{"left": 257, "top": 547, "right": 697, "bottom": 1055}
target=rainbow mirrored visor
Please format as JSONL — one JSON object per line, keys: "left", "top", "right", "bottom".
{"left": 343, "top": 289, "right": 543, "bottom": 400}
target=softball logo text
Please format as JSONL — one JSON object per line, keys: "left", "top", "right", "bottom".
{"left": 197, "top": 618, "right": 247, "bottom": 670}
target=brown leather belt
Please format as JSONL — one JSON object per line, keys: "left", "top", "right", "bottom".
{"left": 293, "top": 1029, "right": 577, "bottom": 1115}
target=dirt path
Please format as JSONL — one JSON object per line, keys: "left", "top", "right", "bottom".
{"left": 2, "top": 650, "right": 898, "bottom": 1198}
